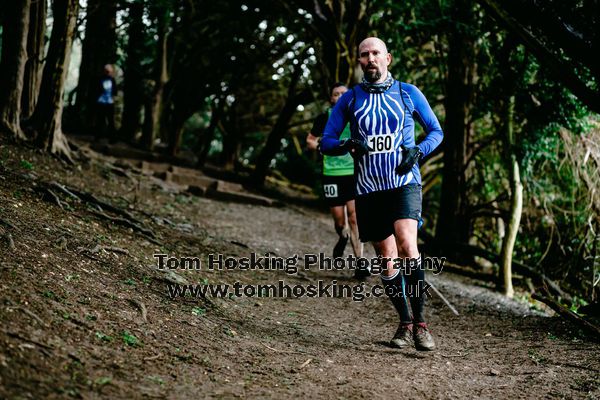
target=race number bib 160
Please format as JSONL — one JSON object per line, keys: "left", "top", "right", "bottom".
{"left": 323, "top": 184, "right": 338, "bottom": 198}
{"left": 368, "top": 133, "right": 395, "bottom": 155}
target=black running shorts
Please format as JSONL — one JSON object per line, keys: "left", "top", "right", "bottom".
{"left": 322, "top": 175, "right": 356, "bottom": 207}
{"left": 355, "top": 184, "right": 422, "bottom": 242}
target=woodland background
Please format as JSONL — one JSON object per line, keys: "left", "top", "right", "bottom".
{"left": 0, "top": 0, "right": 599, "bottom": 313}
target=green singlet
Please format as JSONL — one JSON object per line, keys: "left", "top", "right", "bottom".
{"left": 322, "top": 109, "right": 354, "bottom": 176}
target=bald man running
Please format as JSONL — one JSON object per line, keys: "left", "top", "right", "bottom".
{"left": 319, "top": 37, "right": 444, "bottom": 351}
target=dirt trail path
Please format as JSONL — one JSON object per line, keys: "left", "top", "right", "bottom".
{"left": 182, "top": 199, "right": 599, "bottom": 399}
{"left": 0, "top": 143, "right": 598, "bottom": 399}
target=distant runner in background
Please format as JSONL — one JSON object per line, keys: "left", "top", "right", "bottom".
{"left": 307, "top": 83, "right": 364, "bottom": 272}
{"left": 95, "top": 64, "right": 117, "bottom": 143}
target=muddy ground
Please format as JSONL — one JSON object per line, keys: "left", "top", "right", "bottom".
{"left": 0, "top": 140, "right": 598, "bottom": 399}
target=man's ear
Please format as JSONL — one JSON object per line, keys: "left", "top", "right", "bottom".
{"left": 387, "top": 53, "right": 392, "bottom": 66}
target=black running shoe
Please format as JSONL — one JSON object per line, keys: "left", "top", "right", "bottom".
{"left": 333, "top": 234, "right": 349, "bottom": 258}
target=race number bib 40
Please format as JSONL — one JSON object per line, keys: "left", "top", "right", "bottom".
{"left": 367, "top": 133, "right": 394, "bottom": 154}
{"left": 323, "top": 184, "right": 338, "bottom": 198}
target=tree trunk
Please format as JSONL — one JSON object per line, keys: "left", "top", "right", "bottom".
{"left": 224, "top": 142, "right": 241, "bottom": 171}
{"left": 120, "top": 0, "right": 145, "bottom": 143}
{"left": 0, "top": 0, "right": 31, "bottom": 140}
{"left": 141, "top": 5, "right": 169, "bottom": 151}
{"left": 29, "top": 0, "right": 79, "bottom": 160}
{"left": 495, "top": 201, "right": 505, "bottom": 254}
{"left": 197, "top": 100, "right": 224, "bottom": 167}
{"left": 251, "top": 87, "right": 312, "bottom": 186}
{"left": 435, "top": 0, "right": 475, "bottom": 257}
{"left": 251, "top": 62, "right": 313, "bottom": 185}
{"left": 21, "top": 0, "right": 46, "bottom": 119}
{"left": 499, "top": 95, "right": 522, "bottom": 298}
{"left": 166, "top": 110, "right": 188, "bottom": 158}
{"left": 141, "top": 98, "right": 154, "bottom": 150}
{"left": 74, "top": 0, "right": 117, "bottom": 131}
{"left": 309, "top": 0, "right": 370, "bottom": 90}
{"left": 219, "top": 109, "right": 243, "bottom": 171}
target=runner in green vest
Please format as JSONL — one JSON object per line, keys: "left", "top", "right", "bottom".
{"left": 307, "top": 83, "right": 364, "bottom": 269}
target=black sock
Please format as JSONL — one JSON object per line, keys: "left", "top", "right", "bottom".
{"left": 381, "top": 271, "right": 412, "bottom": 324}
{"left": 407, "top": 256, "right": 426, "bottom": 323}
{"left": 334, "top": 224, "right": 346, "bottom": 238}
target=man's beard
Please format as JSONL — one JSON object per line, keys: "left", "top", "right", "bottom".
{"left": 364, "top": 68, "right": 381, "bottom": 83}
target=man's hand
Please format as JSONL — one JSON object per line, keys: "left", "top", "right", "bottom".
{"left": 320, "top": 137, "right": 371, "bottom": 157}
{"left": 341, "top": 138, "right": 372, "bottom": 159}
{"left": 395, "top": 145, "right": 422, "bottom": 175}
{"left": 306, "top": 133, "right": 319, "bottom": 151}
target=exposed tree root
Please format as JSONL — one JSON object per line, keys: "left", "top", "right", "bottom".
{"left": 48, "top": 130, "right": 74, "bottom": 164}
{"left": 7, "top": 233, "right": 15, "bottom": 250}
{"left": 0, "top": 218, "right": 17, "bottom": 230}
{"left": 48, "top": 181, "right": 80, "bottom": 201}
{"left": 128, "top": 299, "right": 148, "bottom": 322}
{"left": 88, "top": 244, "right": 129, "bottom": 255}
{"left": 37, "top": 180, "right": 161, "bottom": 245}
{"left": 532, "top": 286, "right": 600, "bottom": 340}
{"left": 89, "top": 210, "right": 159, "bottom": 244}
{"left": 427, "top": 280, "right": 460, "bottom": 316}
{"left": 44, "top": 188, "right": 65, "bottom": 209}
{"left": 8, "top": 306, "right": 46, "bottom": 326}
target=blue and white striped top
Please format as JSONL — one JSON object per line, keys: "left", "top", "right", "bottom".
{"left": 321, "top": 80, "right": 443, "bottom": 196}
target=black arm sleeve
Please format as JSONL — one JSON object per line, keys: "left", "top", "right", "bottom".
{"left": 310, "top": 113, "right": 329, "bottom": 137}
